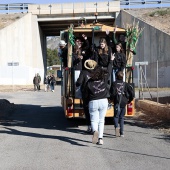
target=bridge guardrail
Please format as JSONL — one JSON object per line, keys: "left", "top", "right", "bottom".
{"left": 0, "top": 1, "right": 170, "bottom": 14}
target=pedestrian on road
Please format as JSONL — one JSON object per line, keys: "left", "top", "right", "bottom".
{"left": 76, "top": 59, "right": 97, "bottom": 133}
{"left": 110, "top": 71, "right": 134, "bottom": 137}
{"left": 50, "top": 75, "right": 56, "bottom": 92}
{"left": 44, "top": 75, "right": 49, "bottom": 92}
{"left": 33, "top": 74, "right": 40, "bottom": 92}
{"left": 37, "top": 73, "right": 41, "bottom": 90}
{"left": 85, "top": 54, "right": 115, "bottom": 145}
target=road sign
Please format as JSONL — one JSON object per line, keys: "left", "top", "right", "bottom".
{"left": 135, "top": 61, "right": 148, "bottom": 66}
{"left": 7, "top": 62, "right": 19, "bottom": 66}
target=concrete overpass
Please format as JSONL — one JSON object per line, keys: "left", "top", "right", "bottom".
{"left": 29, "top": 1, "right": 120, "bottom": 36}
{"left": 0, "top": 1, "right": 120, "bottom": 85}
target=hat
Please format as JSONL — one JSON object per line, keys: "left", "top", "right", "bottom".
{"left": 84, "top": 60, "right": 97, "bottom": 70}
{"left": 59, "top": 40, "right": 67, "bottom": 46}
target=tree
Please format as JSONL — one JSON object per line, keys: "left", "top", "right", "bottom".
{"left": 47, "top": 48, "right": 61, "bottom": 66}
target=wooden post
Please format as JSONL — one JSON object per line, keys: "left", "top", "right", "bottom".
{"left": 67, "top": 24, "right": 74, "bottom": 96}
{"left": 126, "top": 50, "right": 133, "bottom": 83}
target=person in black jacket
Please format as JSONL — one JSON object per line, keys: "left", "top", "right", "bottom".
{"left": 113, "top": 43, "right": 126, "bottom": 81}
{"left": 86, "top": 54, "right": 115, "bottom": 145}
{"left": 76, "top": 60, "right": 97, "bottom": 133}
{"left": 96, "top": 38, "right": 112, "bottom": 68}
{"left": 110, "top": 71, "right": 134, "bottom": 137}
{"left": 73, "top": 34, "right": 89, "bottom": 70}
{"left": 59, "top": 40, "right": 68, "bottom": 68}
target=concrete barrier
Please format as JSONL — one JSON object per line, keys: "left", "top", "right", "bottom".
{"left": 136, "top": 99, "right": 170, "bottom": 120}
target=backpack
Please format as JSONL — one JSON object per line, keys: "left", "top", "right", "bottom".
{"left": 126, "top": 83, "right": 135, "bottom": 103}
{"left": 110, "top": 81, "right": 133, "bottom": 107}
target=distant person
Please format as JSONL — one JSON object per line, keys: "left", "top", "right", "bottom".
{"left": 49, "top": 74, "right": 56, "bottom": 92}
{"left": 59, "top": 40, "right": 68, "bottom": 68}
{"left": 110, "top": 71, "right": 134, "bottom": 137}
{"left": 44, "top": 75, "right": 49, "bottom": 92}
{"left": 37, "top": 73, "right": 41, "bottom": 90}
{"left": 33, "top": 74, "right": 40, "bottom": 92}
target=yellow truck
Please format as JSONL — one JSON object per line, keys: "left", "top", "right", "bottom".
{"left": 59, "top": 21, "right": 135, "bottom": 119}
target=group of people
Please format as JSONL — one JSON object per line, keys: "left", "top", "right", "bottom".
{"left": 44, "top": 74, "right": 56, "bottom": 92}
{"left": 33, "top": 74, "right": 56, "bottom": 92}
{"left": 59, "top": 28, "right": 134, "bottom": 145}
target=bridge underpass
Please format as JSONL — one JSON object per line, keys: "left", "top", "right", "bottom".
{"left": 0, "top": 1, "right": 120, "bottom": 85}
{"left": 38, "top": 14, "right": 115, "bottom": 36}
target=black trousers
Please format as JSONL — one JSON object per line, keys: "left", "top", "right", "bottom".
{"left": 82, "top": 97, "right": 91, "bottom": 126}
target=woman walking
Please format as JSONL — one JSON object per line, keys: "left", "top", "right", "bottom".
{"left": 86, "top": 54, "right": 115, "bottom": 145}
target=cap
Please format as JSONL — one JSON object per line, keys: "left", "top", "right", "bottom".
{"left": 59, "top": 40, "right": 67, "bottom": 46}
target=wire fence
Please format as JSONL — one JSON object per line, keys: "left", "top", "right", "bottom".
{"left": 0, "top": 0, "right": 170, "bottom": 13}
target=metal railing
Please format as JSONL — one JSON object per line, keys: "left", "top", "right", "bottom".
{"left": 0, "top": 3, "right": 30, "bottom": 13}
{"left": 0, "top": 1, "right": 170, "bottom": 13}
{"left": 120, "top": 0, "right": 170, "bottom": 8}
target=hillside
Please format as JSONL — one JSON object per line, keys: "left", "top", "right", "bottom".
{"left": 0, "top": 13, "right": 26, "bottom": 30}
{"left": 127, "top": 8, "right": 170, "bottom": 34}
{"left": 46, "top": 36, "right": 60, "bottom": 50}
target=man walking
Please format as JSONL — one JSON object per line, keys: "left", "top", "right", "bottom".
{"left": 33, "top": 74, "right": 40, "bottom": 91}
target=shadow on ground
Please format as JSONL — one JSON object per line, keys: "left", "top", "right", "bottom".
{"left": 0, "top": 103, "right": 169, "bottom": 144}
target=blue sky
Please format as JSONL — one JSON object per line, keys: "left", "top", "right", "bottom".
{"left": 0, "top": 0, "right": 105, "bottom": 4}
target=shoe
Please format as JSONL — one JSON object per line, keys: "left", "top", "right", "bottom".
{"left": 97, "top": 138, "right": 103, "bottom": 145}
{"left": 120, "top": 134, "right": 124, "bottom": 137}
{"left": 92, "top": 131, "right": 98, "bottom": 144}
{"left": 115, "top": 128, "right": 120, "bottom": 137}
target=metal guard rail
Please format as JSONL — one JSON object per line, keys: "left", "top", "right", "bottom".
{"left": 0, "top": 1, "right": 170, "bottom": 13}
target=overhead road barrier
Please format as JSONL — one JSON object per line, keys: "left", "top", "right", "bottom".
{"left": 0, "top": 3, "right": 30, "bottom": 13}
{"left": 120, "top": 0, "right": 170, "bottom": 8}
{"left": 0, "top": 1, "right": 170, "bottom": 14}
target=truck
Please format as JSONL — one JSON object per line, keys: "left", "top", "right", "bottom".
{"left": 59, "top": 20, "right": 135, "bottom": 119}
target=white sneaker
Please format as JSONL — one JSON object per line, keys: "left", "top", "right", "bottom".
{"left": 98, "top": 138, "right": 103, "bottom": 145}
{"left": 92, "top": 131, "right": 98, "bottom": 144}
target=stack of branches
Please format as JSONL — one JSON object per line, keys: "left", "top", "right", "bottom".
{"left": 125, "top": 20, "right": 144, "bottom": 66}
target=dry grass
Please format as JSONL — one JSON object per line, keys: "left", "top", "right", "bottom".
{"left": 135, "top": 108, "right": 170, "bottom": 134}
{"left": 0, "top": 13, "right": 26, "bottom": 30}
{"left": 0, "top": 85, "right": 34, "bottom": 92}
